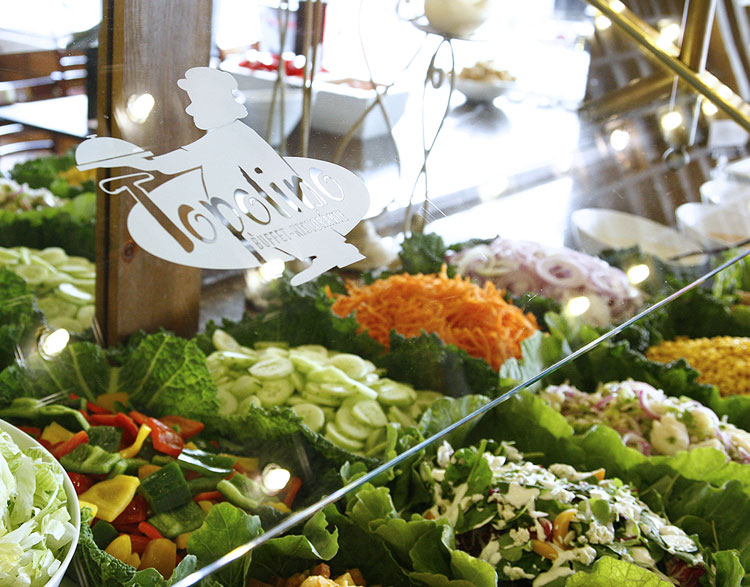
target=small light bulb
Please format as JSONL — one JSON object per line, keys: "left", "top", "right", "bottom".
{"left": 701, "top": 100, "right": 719, "bottom": 117}
{"left": 627, "top": 264, "right": 650, "bottom": 284}
{"left": 661, "top": 111, "right": 683, "bottom": 132}
{"left": 566, "top": 296, "right": 590, "bottom": 316}
{"left": 609, "top": 128, "right": 630, "bottom": 152}
{"left": 594, "top": 14, "right": 612, "bottom": 30}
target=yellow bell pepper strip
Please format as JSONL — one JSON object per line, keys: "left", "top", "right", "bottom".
{"left": 140, "top": 538, "right": 177, "bottom": 578}
{"left": 175, "top": 532, "right": 191, "bottom": 550}
{"left": 94, "top": 391, "right": 130, "bottom": 412}
{"left": 119, "top": 424, "right": 152, "bottom": 459}
{"left": 105, "top": 534, "right": 133, "bottom": 565}
{"left": 532, "top": 539, "right": 559, "bottom": 561}
{"left": 79, "top": 501, "right": 99, "bottom": 520}
{"left": 197, "top": 500, "right": 213, "bottom": 514}
{"left": 128, "top": 552, "right": 141, "bottom": 569}
{"left": 41, "top": 422, "right": 74, "bottom": 445}
{"left": 79, "top": 475, "right": 140, "bottom": 522}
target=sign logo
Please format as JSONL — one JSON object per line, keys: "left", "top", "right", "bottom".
{"left": 75, "top": 67, "right": 370, "bottom": 285}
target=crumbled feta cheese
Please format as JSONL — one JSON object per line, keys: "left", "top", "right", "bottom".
{"left": 503, "top": 564, "right": 535, "bottom": 580}
{"left": 585, "top": 523, "right": 614, "bottom": 545}
{"left": 436, "top": 442, "right": 454, "bottom": 468}
{"left": 509, "top": 527, "right": 530, "bottom": 546}
{"left": 659, "top": 525, "right": 698, "bottom": 553}
{"left": 431, "top": 469, "right": 445, "bottom": 482}
{"left": 505, "top": 483, "right": 540, "bottom": 508}
{"left": 484, "top": 452, "right": 506, "bottom": 474}
{"left": 479, "top": 539, "right": 502, "bottom": 566}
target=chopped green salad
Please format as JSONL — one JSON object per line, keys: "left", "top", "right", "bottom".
{"left": 540, "top": 380, "right": 750, "bottom": 462}
{"left": 422, "top": 441, "right": 705, "bottom": 585}
{"left": 0, "top": 427, "right": 77, "bottom": 586}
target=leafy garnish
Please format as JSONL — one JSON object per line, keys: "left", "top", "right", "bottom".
{"left": 0, "top": 269, "right": 42, "bottom": 372}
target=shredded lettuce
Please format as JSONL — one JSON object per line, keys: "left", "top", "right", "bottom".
{"left": 0, "top": 429, "right": 76, "bottom": 586}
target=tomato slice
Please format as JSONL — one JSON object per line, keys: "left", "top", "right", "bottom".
{"left": 67, "top": 472, "right": 94, "bottom": 495}
{"left": 112, "top": 495, "right": 149, "bottom": 527}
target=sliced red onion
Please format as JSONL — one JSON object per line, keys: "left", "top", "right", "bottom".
{"left": 636, "top": 388, "right": 660, "bottom": 420}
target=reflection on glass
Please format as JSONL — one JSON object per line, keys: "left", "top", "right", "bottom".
{"left": 39, "top": 328, "right": 70, "bottom": 359}
{"left": 660, "top": 110, "right": 683, "bottom": 132}
{"left": 609, "top": 128, "right": 630, "bottom": 152}
{"left": 565, "top": 295, "right": 590, "bottom": 316}
{"left": 627, "top": 263, "right": 651, "bottom": 285}
{"left": 259, "top": 259, "right": 285, "bottom": 281}
{"left": 126, "top": 93, "right": 156, "bottom": 124}
{"left": 261, "top": 465, "right": 291, "bottom": 496}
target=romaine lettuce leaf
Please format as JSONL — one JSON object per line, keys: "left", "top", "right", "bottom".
{"left": 188, "top": 503, "right": 261, "bottom": 587}
{"left": 564, "top": 556, "right": 672, "bottom": 586}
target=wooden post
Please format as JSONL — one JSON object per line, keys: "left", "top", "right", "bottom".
{"left": 96, "top": 0, "right": 212, "bottom": 345}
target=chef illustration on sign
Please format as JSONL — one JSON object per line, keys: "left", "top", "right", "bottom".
{"left": 75, "top": 66, "right": 369, "bottom": 285}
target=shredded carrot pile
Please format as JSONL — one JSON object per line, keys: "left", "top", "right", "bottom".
{"left": 329, "top": 267, "right": 539, "bottom": 370}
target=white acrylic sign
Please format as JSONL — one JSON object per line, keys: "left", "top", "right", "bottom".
{"left": 75, "top": 67, "right": 369, "bottom": 285}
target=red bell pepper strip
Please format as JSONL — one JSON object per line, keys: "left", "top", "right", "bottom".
{"left": 129, "top": 411, "right": 150, "bottom": 426}
{"left": 67, "top": 472, "right": 95, "bottom": 495}
{"left": 89, "top": 413, "right": 139, "bottom": 443}
{"left": 283, "top": 476, "right": 303, "bottom": 508}
{"left": 158, "top": 416, "right": 205, "bottom": 440}
{"left": 69, "top": 393, "right": 80, "bottom": 401}
{"left": 126, "top": 533, "right": 151, "bottom": 555}
{"left": 138, "top": 521, "right": 164, "bottom": 540}
{"left": 193, "top": 491, "right": 223, "bottom": 503}
{"left": 52, "top": 430, "right": 88, "bottom": 459}
{"left": 112, "top": 495, "right": 149, "bottom": 527}
{"left": 86, "top": 402, "right": 112, "bottom": 415}
{"left": 18, "top": 426, "right": 41, "bottom": 438}
{"left": 146, "top": 418, "right": 184, "bottom": 457}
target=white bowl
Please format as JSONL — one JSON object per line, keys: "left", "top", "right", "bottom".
{"left": 238, "top": 87, "right": 305, "bottom": 146}
{"left": 699, "top": 178, "right": 750, "bottom": 205}
{"left": 310, "top": 80, "right": 409, "bottom": 139}
{"left": 455, "top": 77, "right": 514, "bottom": 103}
{"left": 678, "top": 200, "right": 750, "bottom": 249}
{"left": 570, "top": 208, "right": 706, "bottom": 266}
{"left": 0, "top": 419, "right": 80, "bottom": 587}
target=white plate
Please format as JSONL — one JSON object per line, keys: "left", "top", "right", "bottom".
{"left": 0, "top": 418, "right": 80, "bottom": 587}
{"left": 570, "top": 208, "right": 706, "bottom": 266}
{"left": 699, "top": 178, "right": 750, "bottom": 205}
{"left": 725, "top": 156, "right": 750, "bottom": 183}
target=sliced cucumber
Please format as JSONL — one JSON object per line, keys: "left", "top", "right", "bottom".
{"left": 212, "top": 329, "right": 241, "bottom": 352}
{"left": 300, "top": 384, "right": 343, "bottom": 408}
{"left": 257, "top": 346, "right": 289, "bottom": 359}
{"left": 37, "top": 296, "right": 78, "bottom": 319}
{"left": 289, "top": 352, "right": 324, "bottom": 374}
{"left": 48, "top": 316, "right": 84, "bottom": 332}
{"left": 15, "top": 264, "right": 50, "bottom": 285}
{"left": 229, "top": 375, "right": 261, "bottom": 399}
{"left": 0, "top": 248, "right": 19, "bottom": 264}
{"left": 364, "top": 427, "right": 387, "bottom": 452}
{"left": 387, "top": 406, "right": 416, "bottom": 428}
{"left": 56, "top": 283, "right": 94, "bottom": 305}
{"left": 325, "top": 422, "right": 364, "bottom": 452}
{"left": 249, "top": 357, "right": 293, "bottom": 380}
{"left": 217, "top": 388, "right": 238, "bottom": 416}
{"left": 214, "top": 351, "right": 256, "bottom": 369}
{"left": 254, "top": 341, "right": 289, "bottom": 350}
{"left": 351, "top": 400, "right": 388, "bottom": 428}
{"left": 365, "top": 441, "right": 388, "bottom": 458}
{"left": 327, "top": 353, "right": 369, "bottom": 380}
{"left": 77, "top": 304, "right": 96, "bottom": 326}
{"left": 335, "top": 405, "right": 374, "bottom": 441}
{"left": 293, "top": 344, "right": 329, "bottom": 359}
{"left": 238, "top": 395, "right": 261, "bottom": 413}
{"left": 37, "top": 247, "right": 69, "bottom": 266}
{"left": 290, "top": 371, "right": 305, "bottom": 392}
{"left": 291, "top": 402, "right": 325, "bottom": 433}
{"left": 372, "top": 379, "right": 417, "bottom": 407}
{"left": 256, "top": 378, "right": 295, "bottom": 407}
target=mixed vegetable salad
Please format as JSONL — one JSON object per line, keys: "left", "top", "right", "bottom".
{"left": 540, "top": 380, "right": 750, "bottom": 461}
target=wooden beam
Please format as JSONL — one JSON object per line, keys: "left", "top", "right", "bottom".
{"left": 96, "top": 0, "right": 212, "bottom": 345}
